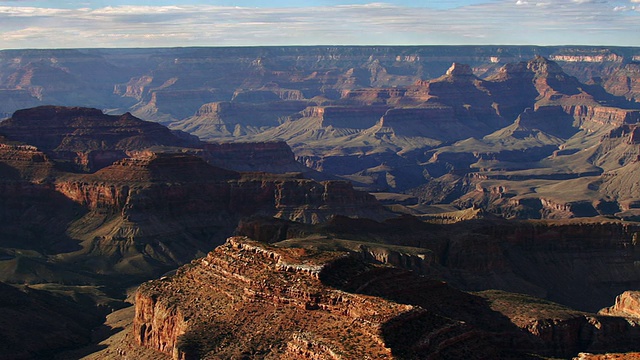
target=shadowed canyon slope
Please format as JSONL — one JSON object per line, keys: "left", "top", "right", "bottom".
{"left": 0, "top": 106, "right": 388, "bottom": 284}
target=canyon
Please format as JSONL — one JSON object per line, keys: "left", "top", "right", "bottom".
{"left": 2, "top": 47, "right": 640, "bottom": 220}
{"left": 0, "top": 106, "right": 390, "bottom": 358}
{"left": 1, "top": 45, "right": 640, "bottom": 358}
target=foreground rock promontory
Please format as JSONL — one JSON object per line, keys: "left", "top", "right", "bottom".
{"left": 133, "top": 236, "right": 640, "bottom": 359}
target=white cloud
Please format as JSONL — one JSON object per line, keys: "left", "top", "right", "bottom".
{"left": 0, "top": 1, "right": 638, "bottom": 49}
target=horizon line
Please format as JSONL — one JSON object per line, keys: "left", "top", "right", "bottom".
{"left": 2, "top": 44, "right": 640, "bottom": 51}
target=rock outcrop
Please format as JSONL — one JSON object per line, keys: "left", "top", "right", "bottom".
{"left": 133, "top": 237, "right": 508, "bottom": 359}
{"left": 35, "top": 151, "right": 388, "bottom": 279}
{"left": 234, "top": 215, "right": 640, "bottom": 313}
{"left": 603, "top": 62, "right": 640, "bottom": 102}
{"left": 299, "top": 105, "right": 389, "bottom": 129}
{"left": 133, "top": 236, "right": 640, "bottom": 359}
{"left": 0, "top": 106, "right": 390, "bottom": 284}
{"left": 5, "top": 48, "right": 636, "bottom": 211}
{"left": 481, "top": 290, "right": 640, "bottom": 358}
{"left": 599, "top": 291, "right": 640, "bottom": 319}
{"left": 56, "top": 152, "right": 384, "bottom": 220}
{"left": 401, "top": 57, "right": 640, "bottom": 217}
{"left": 0, "top": 106, "right": 201, "bottom": 172}
{"left": 0, "top": 142, "right": 56, "bottom": 180}
{"left": 169, "top": 100, "right": 308, "bottom": 140}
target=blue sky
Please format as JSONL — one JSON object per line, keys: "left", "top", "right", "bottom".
{"left": 0, "top": 1, "right": 639, "bottom": 49}
{"left": 0, "top": 1, "right": 490, "bottom": 9}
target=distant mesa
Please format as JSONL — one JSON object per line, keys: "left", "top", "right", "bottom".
{"left": 0, "top": 105, "right": 202, "bottom": 172}
{"left": 0, "top": 105, "right": 200, "bottom": 152}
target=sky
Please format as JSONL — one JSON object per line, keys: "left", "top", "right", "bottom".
{"left": 0, "top": 0, "right": 639, "bottom": 49}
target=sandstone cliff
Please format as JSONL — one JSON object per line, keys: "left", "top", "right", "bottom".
{"left": 404, "top": 57, "right": 640, "bottom": 217}
{"left": 0, "top": 142, "right": 56, "bottom": 180}
{"left": 0, "top": 106, "right": 391, "bottom": 284}
{"left": 0, "top": 106, "right": 398, "bottom": 357}
{"left": 169, "top": 101, "right": 308, "bottom": 140}
{"left": 45, "top": 48, "right": 635, "bottom": 213}
{"left": 603, "top": 62, "right": 640, "bottom": 103}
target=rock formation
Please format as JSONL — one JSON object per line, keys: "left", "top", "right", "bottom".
{"left": 599, "top": 291, "right": 640, "bottom": 319}
{"left": 34, "top": 152, "right": 387, "bottom": 281}
{"left": 236, "top": 215, "right": 640, "bottom": 313}
{"left": 399, "top": 57, "right": 640, "bottom": 218}
{"left": 132, "top": 236, "right": 515, "bottom": 359}
{"left": 603, "top": 62, "right": 640, "bottom": 103}
{"left": 0, "top": 105, "right": 200, "bottom": 172}
{"left": 133, "top": 236, "right": 640, "bottom": 359}
{"left": 2, "top": 48, "right": 640, "bottom": 217}
{"left": 2, "top": 47, "right": 640, "bottom": 357}
{"left": 170, "top": 100, "right": 308, "bottom": 140}
{"left": 0, "top": 105, "right": 397, "bottom": 358}
{"left": 198, "top": 141, "right": 316, "bottom": 175}
{"left": 0, "top": 106, "right": 390, "bottom": 282}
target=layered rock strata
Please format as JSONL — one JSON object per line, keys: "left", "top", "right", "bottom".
{"left": 134, "top": 237, "right": 512, "bottom": 359}
{"left": 199, "top": 141, "right": 311, "bottom": 174}
{"left": 29, "top": 152, "right": 388, "bottom": 279}
{"left": 134, "top": 236, "right": 640, "bottom": 359}
{"left": 55, "top": 152, "right": 385, "bottom": 223}
{"left": 235, "top": 215, "right": 640, "bottom": 313}
{"left": 0, "top": 106, "right": 200, "bottom": 172}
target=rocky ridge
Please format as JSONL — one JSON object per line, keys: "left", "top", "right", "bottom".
{"left": 399, "top": 57, "right": 640, "bottom": 219}
{"left": 133, "top": 236, "right": 512, "bottom": 359}
{"left": 133, "top": 236, "right": 640, "bottom": 359}
{"left": 0, "top": 105, "right": 200, "bottom": 172}
{"left": 2, "top": 47, "right": 640, "bottom": 357}
{"left": 44, "top": 152, "right": 389, "bottom": 279}
{"left": 599, "top": 291, "right": 640, "bottom": 319}
{"left": 3, "top": 46, "right": 638, "bottom": 119}
{"left": 235, "top": 215, "right": 640, "bottom": 312}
